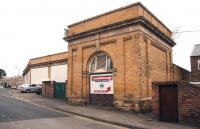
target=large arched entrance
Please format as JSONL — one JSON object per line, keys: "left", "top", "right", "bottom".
{"left": 88, "top": 52, "right": 114, "bottom": 107}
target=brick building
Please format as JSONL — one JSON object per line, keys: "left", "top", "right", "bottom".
{"left": 0, "top": 76, "right": 23, "bottom": 87}
{"left": 20, "top": 2, "right": 190, "bottom": 112}
{"left": 191, "top": 44, "right": 200, "bottom": 81}
{"left": 63, "top": 2, "right": 183, "bottom": 111}
{"left": 172, "top": 64, "right": 190, "bottom": 81}
{"left": 152, "top": 81, "right": 200, "bottom": 125}
{"left": 151, "top": 44, "right": 200, "bottom": 125}
{"left": 23, "top": 52, "right": 68, "bottom": 84}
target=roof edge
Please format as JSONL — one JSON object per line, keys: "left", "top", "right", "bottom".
{"left": 190, "top": 44, "right": 200, "bottom": 56}
{"left": 67, "top": 2, "right": 171, "bottom": 33}
{"left": 30, "top": 51, "right": 68, "bottom": 61}
{"left": 65, "top": 17, "right": 175, "bottom": 47}
{"left": 173, "top": 63, "right": 190, "bottom": 72}
{"left": 22, "top": 51, "right": 68, "bottom": 76}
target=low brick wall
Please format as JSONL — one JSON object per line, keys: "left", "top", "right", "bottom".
{"left": 179, "top": 82, "right": 200, "bottom": 125}
{"left": 113, "top": 98, "right": 152, "bottom": 113}
{"left": 42, "top": 81, "right": 55, "bottom": 98}
{"left": 152, "top": 81, "right": 200, "bottom": 126}
{"left": 68, "top": 98, "right": 87, "bottom": 106}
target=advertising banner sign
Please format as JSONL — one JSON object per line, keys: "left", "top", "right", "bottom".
{"left": 90, "top": 73, "right": 113, "bottom": 94}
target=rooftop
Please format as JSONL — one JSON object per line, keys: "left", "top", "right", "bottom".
{"left": 23, "top": 52, "right": 68, "bottom": 76}
{"left": 191, "top": 44, "right": 200, "bottom": 56}
{"left": 66, "top": 2, "right": 172, "bottom": 38}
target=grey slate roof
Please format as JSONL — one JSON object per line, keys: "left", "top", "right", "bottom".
{"left": 191, "top": 44, "right": 200, "bottom": 56}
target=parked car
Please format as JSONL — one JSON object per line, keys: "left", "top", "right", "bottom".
{"left": 11, "top": 85, "right": 17, "bottom": 89}
{"left": 35, "top": 85, "right": 42, "bottom": 95}
{"left": 19, "top": 84, "right": 40, "bottom": 93}
{"left": 17, "top": 84, "right": 29, "bottom": 90}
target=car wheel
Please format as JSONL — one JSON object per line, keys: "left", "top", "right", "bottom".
{"left": 26, "top": 89, "right": 30, "bottom": 93}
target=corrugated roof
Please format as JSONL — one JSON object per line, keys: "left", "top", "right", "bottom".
{"left": 191, "top": 44, "right": 200, "bottom": 56}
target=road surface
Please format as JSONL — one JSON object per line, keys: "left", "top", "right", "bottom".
{"left": 0, "top": 88, "right": 127, "bottom": 129}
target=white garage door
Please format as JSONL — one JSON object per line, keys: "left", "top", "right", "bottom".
{"left": 24, "top": 71, "right": 31, "bottom": 84}
{"left": 51, "top": 64, "right": 67, "bottom": 82}
{"left": 31, "top": 67, "right": 48, "bottom": 84}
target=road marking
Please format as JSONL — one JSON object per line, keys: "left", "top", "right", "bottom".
{"left": 19, "top": 98, "right": 24, "bottom": 100}
{"left": 5, "top": 95, "right": 10, "bottom": 98}
{"left": 7, "top": 90, "right": 128, "bottom": 129}
{"left": 8, "top": 117, "right": 13, "bottom": 121}
{"left": 1, "top": 114, "right": 13, "bottom": 121}
{"left": 0, "top": 92, "right": 28, "bottom": 102}
{"left": 10, "top": 96, "right": 14, "bottom": 98}
{"left": 1, "top": 114, "right": 6, "bottom": 118}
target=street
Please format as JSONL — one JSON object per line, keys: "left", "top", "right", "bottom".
{"left": 0, "top": 88, "right": 127, "bottom": 129}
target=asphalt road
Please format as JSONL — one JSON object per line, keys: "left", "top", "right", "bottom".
{"left": 0, "top": 88, "right": 127, "bottom": 129}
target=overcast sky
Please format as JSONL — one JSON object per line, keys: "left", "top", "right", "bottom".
{"left": 0, "top": 0, "right": 200, "bottom": 77}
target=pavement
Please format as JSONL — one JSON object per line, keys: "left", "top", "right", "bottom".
{"left": 10, "top": 89, "right": 199, "bottom": 129}
{"left": 0, "top": 95, "right": 67, "bottom": 122}
{"left": 0, "top": 88, "right": 127, "bottom": 129}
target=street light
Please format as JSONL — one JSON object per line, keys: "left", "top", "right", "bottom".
{"left": 15, "top": 66, "right": 19, "bottom": 76}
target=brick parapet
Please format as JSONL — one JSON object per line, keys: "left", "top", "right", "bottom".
{"left": 67, "top": 2, "right": 172, "bottom": 38}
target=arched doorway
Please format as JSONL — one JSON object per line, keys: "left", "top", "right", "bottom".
{"left": 88, "top": 52, "right": 114, "bottom": 107}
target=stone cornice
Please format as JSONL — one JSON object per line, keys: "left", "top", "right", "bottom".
{"left": 64, "top": 17, "right": 175, "bottom": 47}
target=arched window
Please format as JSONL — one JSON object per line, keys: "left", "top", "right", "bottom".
{"left": 89, "top": 53, "right": 113, "bottom": 72}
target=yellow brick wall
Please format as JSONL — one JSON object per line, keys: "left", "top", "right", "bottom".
{"left": 66, "top": 3, "right": 174, "bottom": 111}
{"left": 67, "top": 30, "right": 172, "bottom": 102}
{"left": 68, "top": 3, "right": 171, "bottom": 38}
{"left": 30, "top": 52, "right": 68, "bottom": 65}
{"left": 172, "top": 64, "right": 191, "bottom": 81}
{"left": 173, "top": 65, "right": 183, "bottom": 81}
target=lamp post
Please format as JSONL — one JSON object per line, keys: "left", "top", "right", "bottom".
{"left": 15, "top": 66, "right": 19, "bottom": 76}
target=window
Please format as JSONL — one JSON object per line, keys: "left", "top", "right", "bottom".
{"left": 96, "top": 54, "right": 106, "bottom": 70}
{"left": 198, "top": 60, "right": 200, "bottom": 70}
{"left": 89, "top": 53, "right": 113, "bottom": 72}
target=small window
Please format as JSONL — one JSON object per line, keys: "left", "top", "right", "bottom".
{"left": 198, "top": 60, "right": 200, "bottom": 70}
{"left": 89, "top": 53, "right": 113, "bottom": 72}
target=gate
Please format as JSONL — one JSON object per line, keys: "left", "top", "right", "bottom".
{"left": 89, "top": 94, "right": 113, "bottom": 106}
{"left": 89, "top": 73, "right": 114, "bottom": 107}
{"left": 159, "top": 85, "right": 179, "bottom": 122}
{"left": 54, "top": 82, "right": 66, "bottom": 99}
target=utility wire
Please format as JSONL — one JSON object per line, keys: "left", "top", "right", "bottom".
{"left": 171, "top": 29, "right": 200, "bottom": 40}
{"left": 175, "top": 29, "right": 200, "bottom": 33}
